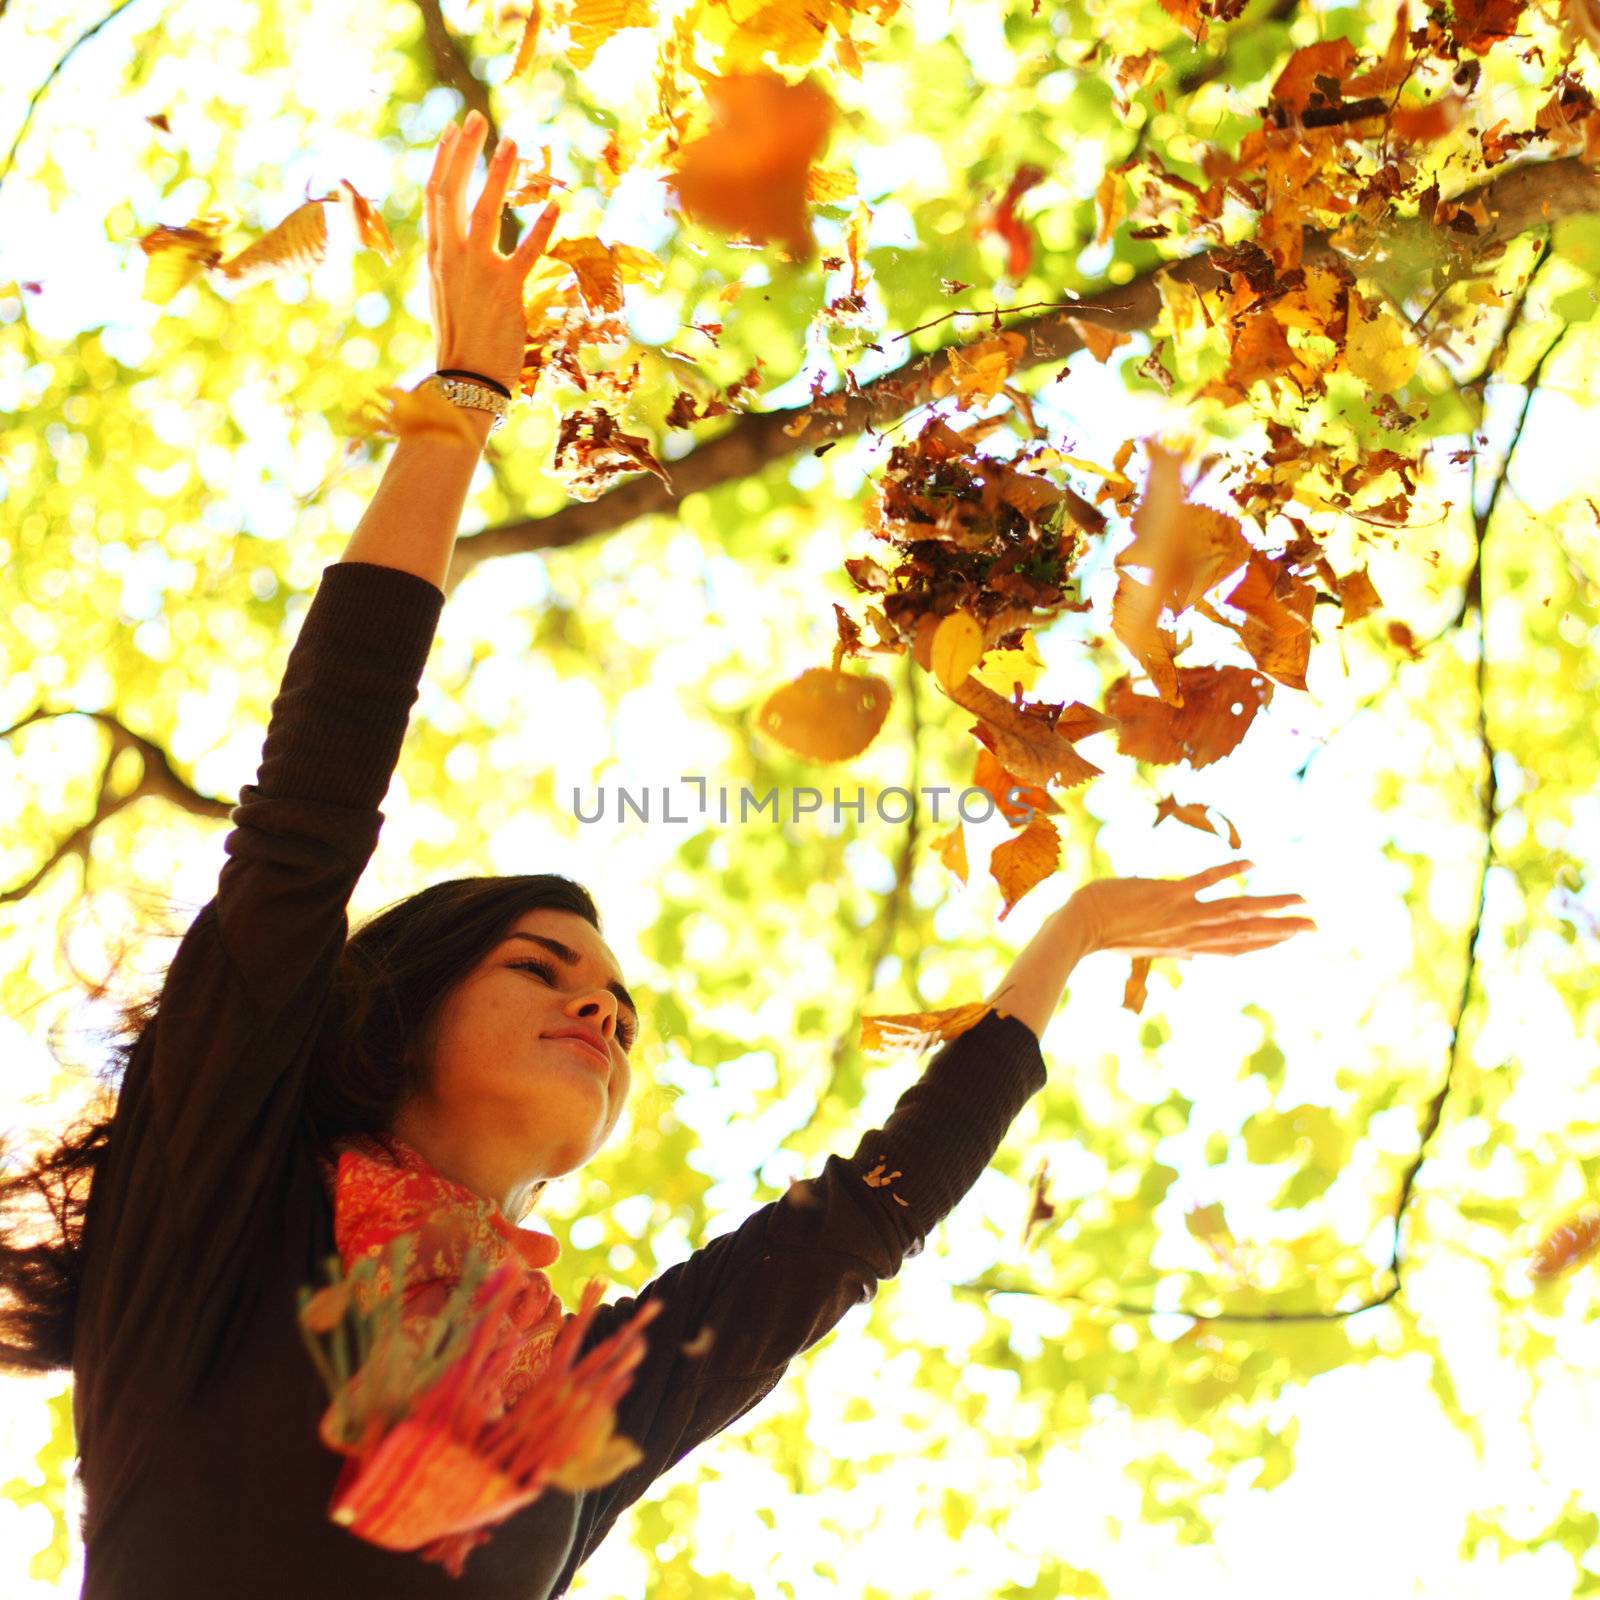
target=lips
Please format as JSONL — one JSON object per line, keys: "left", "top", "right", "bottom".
{"left": 546, "top": 1029, "right": 609, "bottom": 1069}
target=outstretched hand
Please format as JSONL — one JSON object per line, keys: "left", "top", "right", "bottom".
{"left": 424, "top": 108, "right": 560, "bottom": 397}
{"left": 1066, "top": 859, "right": 1315, "bottom": 961}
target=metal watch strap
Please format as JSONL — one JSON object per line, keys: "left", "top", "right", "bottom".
{"left": 424, "top": 372, "right": 510, "bottom": 434}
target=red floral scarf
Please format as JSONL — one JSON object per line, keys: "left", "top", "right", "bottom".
{"left": 299, "top": 1134, "right": 661, "bottom": 1577}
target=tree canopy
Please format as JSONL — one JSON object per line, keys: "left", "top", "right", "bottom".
{"left": 4, "top": 0, "right": 1600, "bottom": 1592}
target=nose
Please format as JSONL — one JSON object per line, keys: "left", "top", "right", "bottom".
{"left": 566, "top": 989, "right": 617, "bottom": 1036}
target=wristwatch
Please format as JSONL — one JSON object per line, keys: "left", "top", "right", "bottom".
{"left": 423, "top": 372, "right": 511, "bottom": 434}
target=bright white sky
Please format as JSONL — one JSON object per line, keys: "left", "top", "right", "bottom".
{"left": 4, "top": 0, "right": 1600, "bottom": 1595}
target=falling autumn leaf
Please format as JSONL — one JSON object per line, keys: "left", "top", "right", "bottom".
{"left": 931, "top": 821, "right": 968, "bottom": 884}
{"left": 1344, "top": 302, "right": 1420, "bottom": 394}
{"left": 563, "top": 0, "right": 655, "bottom": 71}
{"left": 931, "top": 610, "right": 984, "bottom": 692}
{"left": 337, "top": 181, "right": 398, "bottom": 263}
{"left": 1529, "top": 1211, "right": 1600, "bottom": 1279}
{"left": 673, "top": 73, "right": 835, "bottom": 260}
{"left": 510, "top": 2, "right": 542, "bottom": 78}
{"left": 860, "top": 1000, "right": 993, "bottom": 1055}
{"left": 992, "top": 814, "right": 1061, "bottom": 919}
{"left": 1153, "top": 794, "right": 1243, "bottom": 850}
{"left": 137, "top": 219, "right": 225, "bottom": 304}
{"left": 1122, "top": 956, "right": 1152, "bottom": 1013}
{"left": 1068, "top": 317, "right": 1132, "bottom": 364}
{"left": 548, "top": 237, "right": 624, "bottom": 312}
{"left": 755, "top": 667, "right": 893, "bottom": 762}
{"left": 218, "top": 199, "right": 329, "bottom": 285}
{"left": 1106, "top": 664, "right": 1274, "bottom": 769}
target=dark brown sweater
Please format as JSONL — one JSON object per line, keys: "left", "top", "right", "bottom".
{"left": 70, "top": 559, "right": 1049, "bottom": 1599}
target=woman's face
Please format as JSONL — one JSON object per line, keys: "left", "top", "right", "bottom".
{"left": 397, "top": 907, "right": 639, "bottom": 1209}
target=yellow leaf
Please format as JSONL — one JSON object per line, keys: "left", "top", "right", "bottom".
{"left": 217, "top": 199, "right": 329, "bottom": 285}
{"left": 1344, "top": 307, "right": 1418, "bottom": 394}
{"left": 931, "top": 821, "right": 967, "bottom": 884}
{"left": 137, "top": 219, "right": 225, "bottom": 305}
{"left": 860, "top": 1000, "right": 992, "bottom": 1055}
{"left": 548, "top": 237, "right": 623, "bottom": 311}
{"left": 565, "top": 0, "right": 655, "bottom": 71}
{"left": 610, "top": 242, "right": 665, "bottom": 286}
{"left": 806, "top": 165, "right": 857, "bottom": 205}
{"left": 936, "top": 331, "right": 1026, "bottom": 406}
{"left": 971, "top": 631, "right": 1046, "bottom": 697}
{"left": 931, "top": 609, "right": 984, "bottom": 691}
{"left": 754, "top": 666, "right": 892, "bottom": 762}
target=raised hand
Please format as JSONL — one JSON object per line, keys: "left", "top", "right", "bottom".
{"left": 424, "top": 108, "right": 560, "bottom": 397}
{"left": 1065, "top": 859, "right": 1315, "bottom": 961}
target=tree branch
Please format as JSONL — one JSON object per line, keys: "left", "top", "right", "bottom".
{"left": 1, "top": 708, "right": 234, "bottom": 904}
{"left": 410, "top": 0, "right": 520, "bottom": 257}
{"left": 0, "top": 0, "right": 147, "bottom": 200}
{"left": 449, "top": 156, "right": 1600, "bottom": 589}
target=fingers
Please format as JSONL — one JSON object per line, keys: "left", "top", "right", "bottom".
{"left": 512, "top": 200, "right": 561, "bottom": 275}
{"left": 471, "top": 134, "right": 518, "bottom": 241}
{"left": 1183, "top": 858, "right": 1252, "bottom": 890}
{"left": 443, "top": 110, "right": 488, "bottom": 240}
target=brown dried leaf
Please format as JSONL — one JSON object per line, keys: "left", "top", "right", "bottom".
{"left": 1105, "top": 665, "right": 1273, "bottom": 769}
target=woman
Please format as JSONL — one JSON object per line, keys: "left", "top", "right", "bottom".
{"left": 1, "top": 110, "right": 1315, "bottom": 1597}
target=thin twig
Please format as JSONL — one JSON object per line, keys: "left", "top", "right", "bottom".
{"left": 0, "top": 0, "right": 147, "bottom": 200}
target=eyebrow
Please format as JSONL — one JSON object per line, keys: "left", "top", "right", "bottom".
{"left": 501, "top": 933, "right": 640, "bottom": 1024}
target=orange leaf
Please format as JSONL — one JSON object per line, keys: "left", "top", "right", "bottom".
{"left": 1111, "top": 572, "right": 1182, "bottom": 707}
{"left": 673, "top": 74, "right": 834, "bottom": 260}
{"left": 1122, "top": 957, "right": 1152, "bottom": 1013}
{"left": 338, "top": 181, "right": 398, "bottom": 263}
{"left": 1105, "top": 665, "right": 1273, "bottom": 769}
{"left": 754, "top": 667, "right": 893, "bottom": 762}
{"left": 1068, "top": 317, "right": 1131, "bottom": 363}
{"left": 860, "top": 1000, "right": 993, "bottom": 1055}
{"left": 217, "top": 199, "right": 329, "bottom": 285}
{"left": 991, "top": 815, "right": 1061, "bottom": 920}
{"left": 1336, "top": 565, "right": 1382, "bottom": 623}
{"left": 957, "top": 680, "right": 1102, "bottom": 791}
{"left": 510, "top": 2, "right": 542, "bottom": 79}
{"left": 1094, "top": 167, "right": 1128, "bottom": 247}
{"left": 972, "top": 745, "right": 1062, "bottom": 826}
{"left": 1530, "top": 1210, "right": 1600, "bottom": 1279}
{"left": 1153, "top": 795, "right": 1242, "bottom": 850}
{"left": 548, "top": 237, "right": 623, "bottom": 311}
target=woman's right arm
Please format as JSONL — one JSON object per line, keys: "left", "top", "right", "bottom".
{"left": 148, "top": 112, "right": 560, "bottom": 1170}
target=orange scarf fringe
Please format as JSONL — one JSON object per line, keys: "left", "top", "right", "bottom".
{"left": 298, "top": 1135, "right": 661, "bottom": 1577}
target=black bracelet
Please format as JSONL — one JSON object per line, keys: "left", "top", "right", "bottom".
{"left": 435, "top": 368, "right": 513, "bottom": 400}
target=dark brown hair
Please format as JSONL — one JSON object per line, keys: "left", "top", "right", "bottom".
{"left": 0, "top": 873, "right": 602, "bottom": 1373}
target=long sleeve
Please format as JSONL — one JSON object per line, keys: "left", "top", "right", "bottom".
{"left": 78, "top": 561, "right": 444, "bottom": 1419}
{"left": 552, "top": 1007, "right": 1046, "bottom": 1591}
{"left": 151, "top": 561, "right": 443, "bottom": 1180}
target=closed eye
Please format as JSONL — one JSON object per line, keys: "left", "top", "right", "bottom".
{"left": 509, "top": 958, "right": 638, "bottom": 1051}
